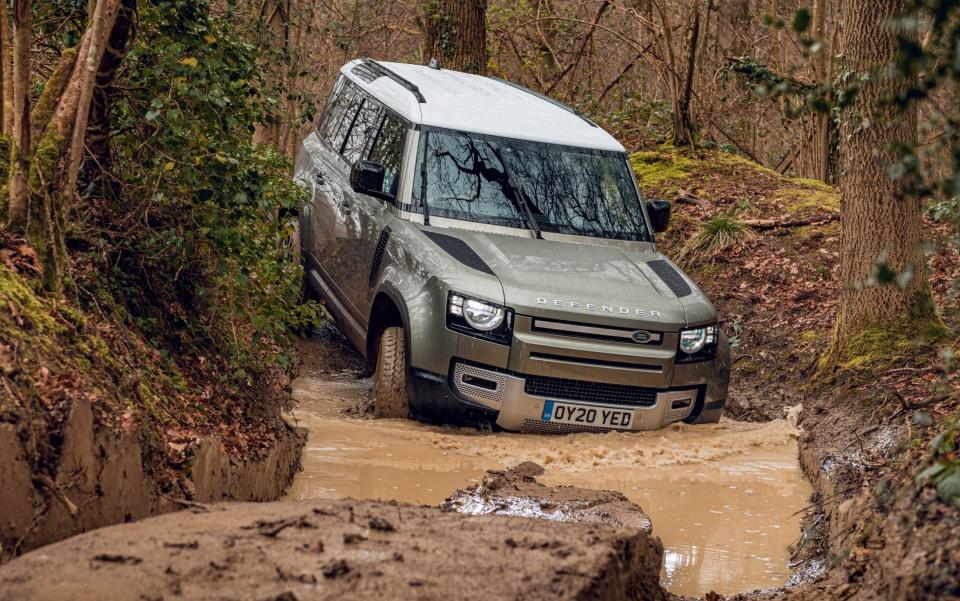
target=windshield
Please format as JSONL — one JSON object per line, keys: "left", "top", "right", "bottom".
{"left": 412, "top": 128, "right": 651, "bottom": 242}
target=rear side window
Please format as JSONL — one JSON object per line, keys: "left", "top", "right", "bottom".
{"left": 316, "top": 76, "right": 344, "bottom": 138}
{"left": 321, "top": 79, "right": 361, "bottom": 152}
{"left": 341, "top": 97, "right": 383, "bottom": 164}
{"left": 368, "top": 114, "right": 407, "bottom": 197}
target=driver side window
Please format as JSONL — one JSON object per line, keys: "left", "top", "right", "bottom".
{"left": 368, "top": 114, "right": 407, "bottom": 198}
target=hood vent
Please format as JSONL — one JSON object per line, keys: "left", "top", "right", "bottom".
{"left": 647, "top": 260, "right": 692, "bottom": 298}
{"left": 423, "top": 231, "right": 495, "bottom": 275}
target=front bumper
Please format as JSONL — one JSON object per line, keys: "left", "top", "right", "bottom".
{"left": 410, "top": 359, "right": 727, "bottom": 433}
{"left": 452, "top": 361, "right": 718, "bottom": 432}
{"left": 407, "top": 310, "right": 730, "bottom": 433}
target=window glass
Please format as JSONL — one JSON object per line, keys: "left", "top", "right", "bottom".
{"left": 413, "top": 127, "right": 650, "bottom": 241}
{"left": 341, "top": 97, "right": 383, "bottom": 164}
{"left": 368, "top": 114, "right": 407, "bottom": 197}
{"left": 326, "top": 81, "right": 361, "bottom": 153}
{"left": 317, "top": 76, "right": 345, "bottom": 139}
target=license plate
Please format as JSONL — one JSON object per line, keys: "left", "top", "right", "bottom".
{"left": 541, "top": 400, "right": 634, "bottom": 429}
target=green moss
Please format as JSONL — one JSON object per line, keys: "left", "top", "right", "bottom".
{"left": 715, "top": 152, "right": 780, "bottom": 177}
{"left": 30, "top": 48, "right": 77, "bottom": 151}
{"left": 837, "top": 326, "right": 912, "bottom": 370}
{"left": 786, "top": 176, "right": 835, "bottom": 192}
{"left": 629, "top": 145, "right": 699, "bottom": 190}
{"left": 0, "top": 266, "right": 63, "bottom": 338}
{"left": 797, "top": 329, "right": 822, "bottom": 344}
{"left": 823, "top": 315, "right": 952, "bottom": 372}
{"left": 30, "top": 131, "right": 66, "bottom": 194}
{"left": 775, "top": 183, "right": 840, "bottom": 215}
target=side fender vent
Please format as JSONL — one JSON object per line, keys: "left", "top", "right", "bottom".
{"left": 423, "top": 231, "right": 495, "bottom": 276}
{"left": 369, "top": 227, "right": 392, "bottom": 287}
{"left": 647, "top": 260, "right": 692, "bottom": 298}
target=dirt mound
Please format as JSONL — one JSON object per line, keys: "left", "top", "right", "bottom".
{"left": 0, "top": 478, "right": 670, "bottom": 601}
{"left": 443, "top": 462, "right": 654, "bottom": 532}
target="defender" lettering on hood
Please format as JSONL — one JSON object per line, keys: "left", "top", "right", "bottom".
{"left": 537, "top": 298, "right": 663, "bottom": 318}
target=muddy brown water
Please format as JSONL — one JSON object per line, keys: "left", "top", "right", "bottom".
{"left": 286, "top": 371, "right": 811, "bottom": 597}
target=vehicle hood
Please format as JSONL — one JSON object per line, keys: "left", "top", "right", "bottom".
{"left": 425, "top": 228, "right": 716, "bottom": 331}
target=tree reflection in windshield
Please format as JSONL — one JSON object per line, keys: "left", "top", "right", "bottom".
{"left": 413, "top": 128, "right": 650, "bottom": 242}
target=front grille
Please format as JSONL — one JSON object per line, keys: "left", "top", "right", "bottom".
{"left": 524, "top": 375, "right": 657, "bottom": 407}
{"left": 531, "top": 319, "right": 663, "bottom": 346}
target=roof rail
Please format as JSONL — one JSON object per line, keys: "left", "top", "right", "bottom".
{"left": 359, "top": 58, "right": 426, "bottom": 104}
{"left": 491, "top": 77, "right": 597, "bottom": 128}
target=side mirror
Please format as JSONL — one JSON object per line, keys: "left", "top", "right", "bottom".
{"left": 646, "top": 199, "right": 671, "bottom": 233}
{"left": 350, "top": 160, "right": 392, "bottom": 201}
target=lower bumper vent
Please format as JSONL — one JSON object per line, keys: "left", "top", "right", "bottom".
{"left": 520, "top": 419, "right": 621, "bottom": 434}
{"left": 524, "top": 375, "right": 657, "bottom": 407}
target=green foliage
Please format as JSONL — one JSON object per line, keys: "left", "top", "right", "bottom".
{"left": 105, "top": 0, "right": 315, "bottom": 383}
{"left": 917, "top": 418, "right": 960, "bottom": 505}
{"left": 791, "top": 8, "right": 812, "bottom": 34}
{"left": 675, "top": 215, "right": 756, "bottom": 267}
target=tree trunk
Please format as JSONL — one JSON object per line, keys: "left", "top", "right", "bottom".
{"left": 810, "top": 0, "right": 832, "bottom": 183}
{"left": 48, "top": 0, "right": 122, "bottom": 143}
{"left": 423, "top": 0, "right": 487, "bottom": 74}
{"left": 673, "top": 2, "right": 702, "bottom": 147}
{"left": 6, "top": 0, "right": 128, "bottom": 291}
{"left": 85, "top": 0, "right": 136, "bottom": 198}
{"left": 64, "top": 0, "right": 123, "bottom": 205}
{"left": 253, "top": 0, "right": 288, "bottom": 148}
{"left": 832, "top": 0, "right": 929, "bottom": 349}
{"left": 7, "top": 0, "right": 30, "bottom": 233}
{"left": 0, "top": 4, "right": 10, "bottom": 136}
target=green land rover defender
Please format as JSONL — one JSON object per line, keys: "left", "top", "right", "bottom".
{"left": 294, "top": 58, "right": 730, "bottom": 432}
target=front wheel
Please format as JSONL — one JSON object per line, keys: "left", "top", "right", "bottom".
{"left": 371, "top": 327, "right": 411, "bottom": 419}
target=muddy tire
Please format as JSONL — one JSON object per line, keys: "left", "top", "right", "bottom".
{"left": 371, "top": 327, "right": 411, "bottom": 419}
{"left": 691, "top": 407, "right": 723, "bottom": 424}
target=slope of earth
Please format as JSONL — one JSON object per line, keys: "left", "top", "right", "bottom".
{"left": 0, "top": 465, "right": 669, "bottom": 601}
{"left": 0, "top": 234, "right": 304, "bottom": 561}
{"left": 632, "top": 146, "right": 960, "bottom": 599}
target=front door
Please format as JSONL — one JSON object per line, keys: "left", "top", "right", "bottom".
{"left": 336, "top": 108, "right": 409, "bottom": 319}
{"left": 329, "top": 91, "right": 386, "bottom": 321}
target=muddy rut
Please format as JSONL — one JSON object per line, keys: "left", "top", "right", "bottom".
{"left": 287, "top": 339, "right": 811, "bottom": 596}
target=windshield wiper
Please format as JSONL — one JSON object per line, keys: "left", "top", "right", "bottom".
{"left": 491, "top": 147, "right": 543, "bottom": 240}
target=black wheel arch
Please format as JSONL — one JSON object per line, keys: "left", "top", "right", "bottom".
{"left": 366, "top": 286, "right": 412, "bottom": 368}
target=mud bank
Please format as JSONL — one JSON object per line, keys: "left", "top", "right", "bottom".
{"left": 0, "top": 399, "right": 305, "bottom": 562}
{"left": 0, "top": 466, "right": 669, "bottom": 601}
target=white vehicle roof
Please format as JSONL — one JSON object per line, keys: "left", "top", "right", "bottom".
{"left": 340, "top": 59, "right": 624, "bottom": 153}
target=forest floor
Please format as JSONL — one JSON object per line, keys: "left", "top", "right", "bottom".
{"left": 1, "top": 147, "right": 958, "bottom": 599}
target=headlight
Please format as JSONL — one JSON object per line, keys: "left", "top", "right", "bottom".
{"left": 677, "top": 324, "right": 719, "bottom": 362}
{"left": 463, "top": 298, "right": 505, "bottom": 331}
{"left": 448, "top": 292, "right": 513, "bottom": 344}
